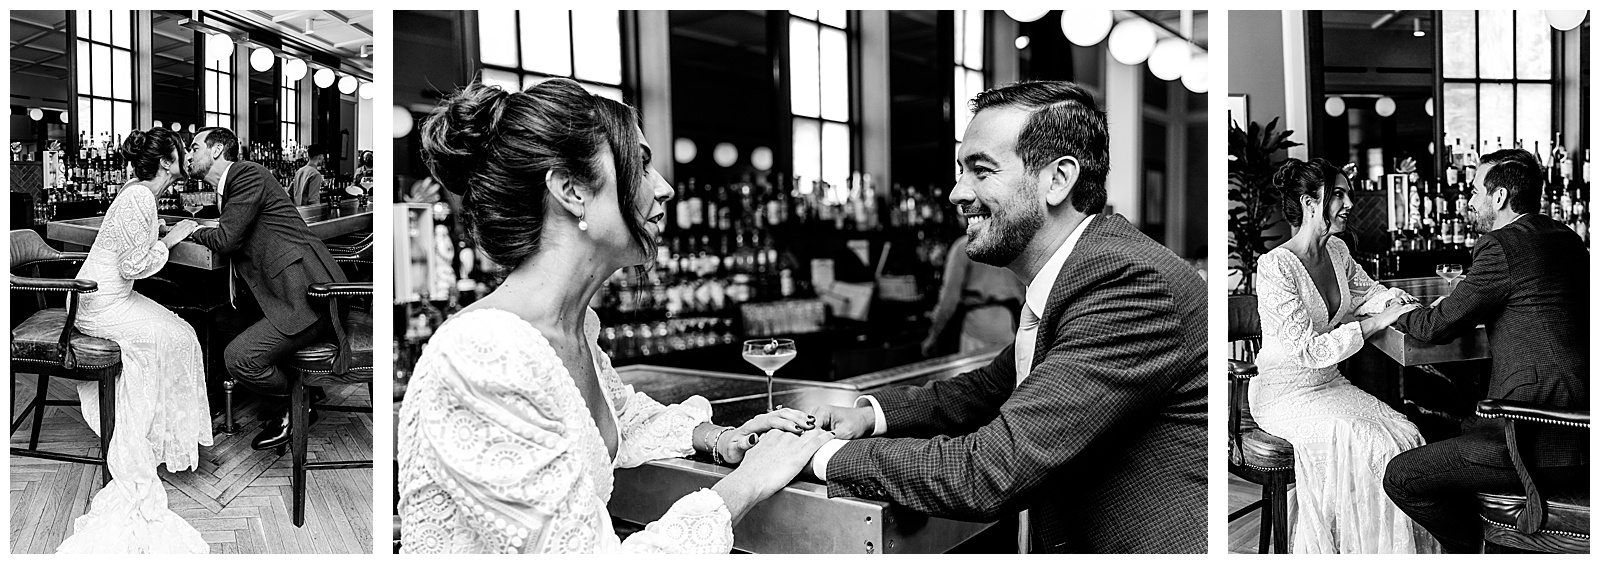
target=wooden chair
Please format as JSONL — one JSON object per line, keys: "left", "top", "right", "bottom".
{"left": 283, "top": 255, "right": 372, "bottom": 526}
{"left": 8, "top": 229, "right": 119, "bottom": 486}
{"left": 1473, "top": 399, "right": 1589, "bottom": 553}
{"left": 1226, "top": 294, "right": 1296, "bottom": 553}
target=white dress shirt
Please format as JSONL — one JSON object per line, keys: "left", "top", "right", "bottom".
{"left": 810, "top": 215, "right": 1097, "bottom": 480}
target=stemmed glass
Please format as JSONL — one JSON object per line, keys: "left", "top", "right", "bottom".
{"left": 742, "top": 338, "right": 796, "bottom": 412}
{"left": 1436, "top": 263, "right": 1463, "bottom": 292}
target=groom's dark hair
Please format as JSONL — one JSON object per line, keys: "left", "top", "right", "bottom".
{"left": 970, "top": 81, "right": 1108, "bottom": 214}
{"left": 194, "top": 126, "right": 240, "bottom": 162}
{"left": 1479, "top": 149, "right": 1543, "bottom": 214}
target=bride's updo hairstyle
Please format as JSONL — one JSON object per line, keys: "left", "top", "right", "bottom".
{"left": 120, "top": 127, "right": 184, "bottom": 181}
{"left": 1271, "top": 157, "right": 1345, "bottom": 228}
{"left": 419, "top": 78, "right": 651, "bottom": 269}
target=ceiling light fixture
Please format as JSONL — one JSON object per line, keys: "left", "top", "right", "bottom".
{"left": 1412, "top": 18, "right": 1425, "bottom": 38}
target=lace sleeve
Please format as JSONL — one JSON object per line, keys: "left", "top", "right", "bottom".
{"left": 1257, "top": 251, "right": 1364, "bottom": 369}
{"left": 587, "top": 309, "right": 713, "bottom": 469}
{"left": 399, "top": 311, "right": 731, "bottom": 554}
{"left": 111, "top": 185, "right": 169, "bottom": 280}
{"left": 398, "top": 323, "right": 573, "bottom": 553}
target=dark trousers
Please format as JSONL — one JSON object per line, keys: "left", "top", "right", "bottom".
{"left": 1383, "top": 437, "right": 1587, "bottom": 553}
{"left": 225, "top": 316, "right": 329, "bottom": 396}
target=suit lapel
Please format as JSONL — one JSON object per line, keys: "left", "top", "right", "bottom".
{"left": 1029, "top": 214, "right": 1110, "bottom": 372}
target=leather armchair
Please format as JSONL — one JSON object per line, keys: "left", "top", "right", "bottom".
{"left": 9, "top": 229, "right": 120, "bottom": 485}
{"left": 1226, "top": 294, "right": 1296, "bottom": 553}
{"left": 1474, "top": 399, "right": 1589, "bottom": 553}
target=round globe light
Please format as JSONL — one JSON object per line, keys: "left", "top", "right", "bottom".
{"left": 284, "top": 58, "right": 308, "bottom": 81}
{"left": 392, "top": 106, "right": 413, "bottom": 139}
{"left": 338, "top": 75, "right": 358, "bottom": 95}
{"left": 751, "top": 146, "right": 774, "bottom": 171}
{"left": 59, "top": 111, "right": 69, "bottom": 124}
{"left": 153, "top": 120, "right": 163, "bottom": 129}
{"left": 712, "top": 142, "right": 738, "bottom": 168}
{"left": 208, "top": 33, "right": 233, "bottom": 61}
{"left": 1544, "top": 11, "right": 1588, "bottom": 32}
{"left": 170, "top": 121, "right": 182, "bottom": 132}
{"left": 28, "top": 108, "right": 43, "bottom": 121}
{"left": 1324, "top": 96, "right": 1346, "bottom": 117}
{"left": 1015, "top": 35, "right": 1030, "bottom": 50}
{"left": 1004, "top": 9, "right": 1050, "bottom": 23}
{"left": 250, "top": 47, "right": 275, "bottom": 72}
{"left": 1375, "top": 96, "right": 1397, "bottom": 117}
{"left": 1061, "top": 10, "right": 1114, "bottom": 47}
{"left": 1424, "top": 97, "right": 1434, "bottom": 117}
{"left": 1182, "top": 52, "right": 1209, "bottom": 93}
{"left": 314, "top": 68, "right": 335, "bottom": 89}
{"left": 188, "top": 124, "right": 196, "bottom": 133}
{"left": 359, "top": 82, "right": 374, "bottom": 100}
{"left": 1108, "top": 18, "right": 1157, "bottom": 66}
{"left": 1148, "top": 38, "right": 1191, "bottom": 81}
{"left": 673, "top": 137, "right": 697, "bottom": 164}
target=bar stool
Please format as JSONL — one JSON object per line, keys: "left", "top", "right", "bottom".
{"left": 282, "top": 262, "right": 372, "bottom": 527}
{"left": 1473, "top": 399, "right": 1589, "bottom": 553}
{"left": 8, "top": 229, "right": 119, "bottom": 485}
{"left": 1226, "top": 294, "right": 1296, "bottom": 553}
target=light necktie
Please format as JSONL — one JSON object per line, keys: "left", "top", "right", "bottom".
{"left": 1013, "top": 305, "right": 1041, "bottom": 553}
{"left": 1014, "top": 305, "right": 1040, "bottom": 385}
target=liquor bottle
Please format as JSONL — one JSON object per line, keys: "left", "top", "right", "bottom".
{"left": 1553, "top": 131, "right": 1571, "bottom": 181}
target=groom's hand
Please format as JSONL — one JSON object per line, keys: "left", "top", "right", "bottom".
{"left": 812, "top": 405, "right": 874, "bottom": 440}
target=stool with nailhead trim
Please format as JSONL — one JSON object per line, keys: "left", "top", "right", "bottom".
{"left": 282, "top": 260, "right": 372, "bottom": 527}
{"left": 1472, "top": 399, "right": 1589, "bottom": 554}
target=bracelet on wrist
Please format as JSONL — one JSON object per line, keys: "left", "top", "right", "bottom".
{"left": 709, "top": 426, "right": 735, "bottom": 465}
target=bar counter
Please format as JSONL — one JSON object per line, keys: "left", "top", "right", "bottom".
{"left": 609, "top": 347, "right": 1002, "bottom": 554}
{"left": 1366, "top": 276, "right": 1490, "bottom": 366}
{"left": 45, "top": 203, "right": 373, "bottom": 269}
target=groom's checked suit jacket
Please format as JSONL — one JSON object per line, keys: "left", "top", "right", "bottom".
{"left": 189, "top": 161, "right": 346, "bottom": 334}
{"left": 824, "top": 214, "right": 1208, "bottom": 553}
{"left": 1394, "top": 212, "right": 1589, "bottom": 469}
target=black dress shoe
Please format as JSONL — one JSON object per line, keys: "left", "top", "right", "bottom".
{"left": 251, "top": 407, "right": 320, "bottom": 451}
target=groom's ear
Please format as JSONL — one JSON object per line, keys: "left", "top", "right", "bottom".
{"left": 1043, "top": 155, "right": 1079, "bottom": 208}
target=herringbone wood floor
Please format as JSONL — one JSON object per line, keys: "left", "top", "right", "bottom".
{"left": 1228, "top": 473, "right": 1298, "bottom": 554}
{"left": 10, "top": 375, "right": 373, "bottom": 553}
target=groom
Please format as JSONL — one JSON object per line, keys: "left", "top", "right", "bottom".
{"left": 179, "top": 127, "right": 348, "bottom": 450}
{"left": 1384, "top": 148, "right": 1589, "bottom": 553}
{"left": 807, "top": 81, "right": 1207, "bottom": 553}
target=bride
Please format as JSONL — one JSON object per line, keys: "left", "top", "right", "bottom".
{"left": 396, "top": 78, "right": 833, "bottom": 553}
{"left": 57, "top": 127, "right": 214, "bottom": 553}
{"left": 1250, "top": 158, "right": 1436, "bottom": 553}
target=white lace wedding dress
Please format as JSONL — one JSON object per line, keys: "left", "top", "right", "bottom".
{"left": 57, "top": 182, "right": 213, "bottom": 553}
{"left": 397, "top": 308, "right": 732, "bottom": 553}
{"left": 1250, "top": 238, "right": 1437, "bottom": 554}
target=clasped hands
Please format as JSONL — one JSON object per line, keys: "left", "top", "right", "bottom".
{"left": 716, "top": 404, "right": 875, "bottom": 466}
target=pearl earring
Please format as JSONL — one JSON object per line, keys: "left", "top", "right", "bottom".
{"left": 578, "top": 219, "right": 589, "bottom": 231}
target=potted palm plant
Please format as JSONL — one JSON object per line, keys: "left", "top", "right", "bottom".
{"left": 1228, "top": 118, "right": 1299, "bottom": 294}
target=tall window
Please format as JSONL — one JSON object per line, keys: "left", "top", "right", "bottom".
{"left": 75, "top": 10, "right": 133, "bottom": 147}
{"left": 789, "top": 10, "right": 851, "bottom": 197}
{"left": 1441, "top": 11, "right": 1557, "bottom": 156}
{"left": 477, "top": 10, "right": 624, "bottom": 101}
{"left": 280, "top": 65, "right": 299, "bottom": 146}
{"left": 953, "top": 10, "right": 985, "bottom": 143}
{"left": 203, "top": 36, "right": 234, "bottom": 128}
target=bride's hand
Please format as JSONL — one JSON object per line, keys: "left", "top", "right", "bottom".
{"left": 720, "top": 408, "right": 815, "bottom": 464}
{"left": 731, "top": 429, "right": 835, "bottom": 497}
{"left": 1377, "top": 301, "right": 1419, "bottom": 326}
